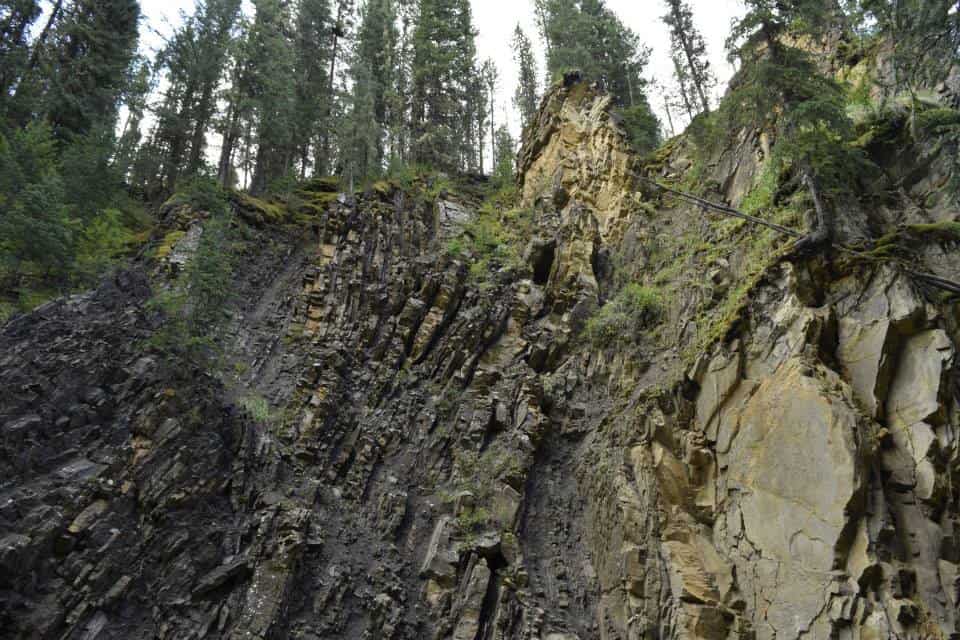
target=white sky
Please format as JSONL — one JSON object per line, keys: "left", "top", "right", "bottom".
{"left": 138, "top": 0, "right": 745, "bottom": 144}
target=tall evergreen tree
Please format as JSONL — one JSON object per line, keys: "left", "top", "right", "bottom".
{"left": 389, "top": 0, "right": 417, "bottom": 164}
{"left": 293, "top": 0, "right": 333, "bottom": 178}
{"left": 852, "top": 0, "right": 960, "bottom": 104}
{"left": 351, "top": 0, "right": 398, "bottom": 172}
{"left": 114, "top": 57, "right": 153, "bottom": 180}
{"left": 480, "top": 58, "right": 498, "bottom": 172}
{"left": 662, "top": 0, "right": 714, "bottom": 117}
{"left": 147, "top": 0, "right": 242, "bottom": 193}
{"left": 512, "top": 25, "right": 539, "bottom": 130}
{"left": 534, "top": 0, "right": 652, "bottom": 110}
{"left": 726, "top": 0, "right": 862, "bottom": 242}
{"left": 492, "top": 124, "right": 515, "bottom": 184}
{"left": 316, "top": 0, "right": 354, "bottom": 175}
{"left": 44, "top": 0, "right": 140, "bottom": 139}
{"left": 0, "top": 0, "right": 42, "bottom": 118}
{"left": 216, "top": 28, "right": 254, "bottom": 187}
{"left": 410, "top": 0, "right": 478, "bottom": 170}
{"left": 247, "top": 0, "right": 297, "bottom": 193}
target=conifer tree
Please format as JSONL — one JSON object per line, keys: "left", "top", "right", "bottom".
{"left": 114, "top": 58, "right": 153, "bottom": 180}
{"left": 726, "top": 0, "right": 862, "bottom": 242}
{"left": 247, "top": 0, "right": 297, "bottom": 193}
{"left": 492, "top": 124, "right": 515, "bottom": 184}
{"left": 534, "top": 0, "right": 657, "bottom": 125}
{"left": 352, "top": 0, "right": 398, "bottom": 171}
{"left": 293, "top": 0, "right": 333, "bottom": 178}
{"left": 512, "top": 25, "right": 539, "bottom": 131}
{"left": 853, "top": 0, "right": 960, "bottom": 105}
{"left": 147, "top": 0, "right": 242, "bottom": 192}
{"left": 662, "top": 0, "right": 714, "bottom": 117}
{"left": 410, "top": 0, "right": 478, "bottom": 170}
{"left": 44, "top": 0, "right": 140, "bottom": 139}
{"left": 316, "top": 0, "right": 354, "bottom": 175}
{"left": 0, "top": 123, "right": 73, "bottom": 282}
{"left": 216, "top": 32, "right": 254, "bottom": 187}
{"left": 480, "top": 59, "right": 498, "bottom": 172}
{"left": 0, "top": 0, "right": 42, "bottom": 118}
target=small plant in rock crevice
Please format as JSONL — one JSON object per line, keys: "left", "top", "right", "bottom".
{"left": 585, "top": 283, "right": 663, "bottom": 348}
{"left": 238, "top": 394, "right": 273, "bottom": 423}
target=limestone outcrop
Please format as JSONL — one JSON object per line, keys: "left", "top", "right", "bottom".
{"left": 1, "top": 77, "right": 959, "bottom": 640}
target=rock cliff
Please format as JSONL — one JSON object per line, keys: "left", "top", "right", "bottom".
{"left": 2, "top": 76, "right": 959, "bottom": 640}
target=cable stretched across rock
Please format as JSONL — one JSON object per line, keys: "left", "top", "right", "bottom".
{"left": 632, "top": 172, "right": 960, "bottom": 296}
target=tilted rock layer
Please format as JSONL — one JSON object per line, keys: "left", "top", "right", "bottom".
{"left": 2, "top": 79, "right": 959, "bottom": 640}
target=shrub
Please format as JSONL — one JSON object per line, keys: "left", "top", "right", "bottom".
{"left": 239, "top": 394, "right": 272, "bottom": 422}
{"left": 177, "top": 176, "right": 230, "bottom": 215}
{"left": 620, "top": 101, "right": 662, "bottom": 154}
{"left": 149, "top": 209, "right": 237, "bottom": 363}
{"left": 75, "top": 208, "right": 134, "bottom": 283}
{"left": 584, "top": 283, "right": 663, "bottom": 348}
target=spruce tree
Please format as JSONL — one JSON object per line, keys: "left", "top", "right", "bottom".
{"left": 316, "top": 0, "right": 354, "bottom": 176}
{"left": 247, "top": 0, "right": 297, "bottom": 193}
{"left": 293, "top": 0, "right": 333, "bottom": 178}
{"left": 410, "top": 0, "right": 478, "bottom": 170}
{"left": 726, "top": 0, "right": 862, "bottom": 241}
{"left": 216, "top": 32, "right": 254, "bottom": 187}
{"left": 146, "top": 0, "right": 242, "bottom": 192}
{"left": 0, "top": 0, "right": 42, "bottom": 119}
{"left": 0, "top": 123, "right": 73, "bottom": 283}
{"left": 352, "top": 0, "right": 399, "bottom": 172}
{"left": 512, "top": 25, "right": 539, "bottom": 131}
{"left": 480, "top": 59, "right": 498, "bottom": 172}
{"left": 854, "top": 0, "right": 960, "bottom": 106}
{"left": 44, "top": 0, "right": 140, "bottom": 139}
{"left": 114, "top": 58, "right": 153, "bottom": 180}
{"left": 492, "top": 124, "right": 515, "bottom": 185}
{"left": 534, "top": 0, "right": 654, "bottom": 111}
{"left": 662, "top": 0, "right": 714, "bottom": 117}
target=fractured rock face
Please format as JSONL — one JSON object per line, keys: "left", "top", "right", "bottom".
{"left": 1, "top": 76, "right": 959, "bottom": 640}
{"left": 721, "top": 359, "right": 867, "bottom": 638}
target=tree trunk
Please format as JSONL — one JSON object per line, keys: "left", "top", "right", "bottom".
{"left": 801, "top": 168, "right": 832, "bottom": 240}
{"left": 25, "top": 0, "right": 62, "bottom": 72}
{"left": 663, "top": 96, "right": 676, "bottom": 137}
{"left": 187, "top": 83, "right": 216, "bottom": 176}
{"left": 318, "top": 1, "right": 347, "bottom": 176}
{"left": 217, "top": 102, "right": 241, "bottom": 187}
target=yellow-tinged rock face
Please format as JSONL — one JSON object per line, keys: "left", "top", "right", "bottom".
{"left": 518, "top": 81, "right": 642, "bottom": 247}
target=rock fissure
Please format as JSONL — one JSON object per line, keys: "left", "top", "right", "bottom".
{"left": 2, "top": 76, "right": 959, "bottom": 640}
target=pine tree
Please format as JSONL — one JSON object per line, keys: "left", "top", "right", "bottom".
{"left": 247, "top": 0, "right": 297, "bottom": 193}
{"left": 114, "top": 57, "right": 153, "bottom": 180}
{"left": 0, "top": 123, "right": 73, "bottom": 282}
{"left": 410, "top": 0, "right": 478, "bottom": 170}
{"left": 471, "top": 58, "right": 496, "bottom": 174}
{"left": 44, "top": 0, "right": 140, "bottom": 139}
{"left": 146, "top": 0, "right": 242, "bottom": 193}
{"left": 216, "top": 30, "right": 254, "bottom": 187}
{"left": 454, "top": 0, "right": 478, "bottom": 170}
{"left": 480, "top": 59, "right": 498, "bottom": 173}
{"left": 186, "top": 0, "right": 243, "bottom": 176}
{"left": 853, "top": 0, "right": 960, "bottom": 105}
{"left": 512, "top": 26, "right": 539, "bottom": 131}
{"left": 662, "top": 0, "right": 714, "bottom": 117}
{"left": 293, "top": 0, "right": 332, "bottom": 178}
{"left": 351, "top": 0, "right": 399, "bottom": 172}
{"left": 316, "top": 0, "right": 354, "bottom": 176}
{"left": 534, "top": 0, "right": 654, "bottom": 111}
{"left": 492, "top": 124, "right": 515, "bottom": 185}
{"left": 389, "top": 0, "right": 417, "bottom": 164}
{"left": 726, "top": 0, "right": 863, "bottom": 241}
{"left": 0, "top": 0, "right": 42, "bottom": 119}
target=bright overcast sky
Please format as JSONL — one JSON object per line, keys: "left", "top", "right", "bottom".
{"left": 138, "top": 0, "right": 746, "bottom": 138}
